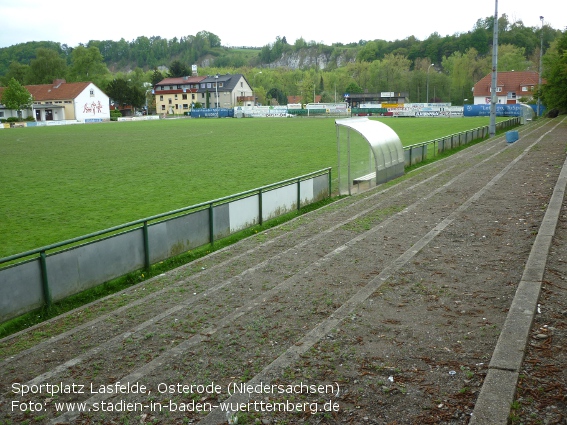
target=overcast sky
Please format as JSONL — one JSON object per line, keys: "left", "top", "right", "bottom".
{"left": 0, "top": 0, "right": 564, "bottom": 49}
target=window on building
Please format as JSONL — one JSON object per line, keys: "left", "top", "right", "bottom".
{"left": 207, "top": 83, "right": 212, "bottom": 89}
{"left": 521, "top": 86, "right": 528, "bottom": 92}
{"left": 168, "top": 99, "right": 172, "bottom": 104}
{"left": 90, "top": 89, "right": 95, "bottom": 97}
{"left": 182, "top": 94, "right": 187, "bottom": 100}
{"left": 161, "top": 105, "right": 165, "bottom": 111}
{"left": 175, "top": 94, "right": 178, "bottom": 100}
{"left": 183, "top": 104, "right": 189, "bottom": 109}
{"left": 160, "top": 95, "right": 164, "bottom": 101}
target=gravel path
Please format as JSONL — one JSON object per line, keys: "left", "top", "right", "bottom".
{"left": 1, "top": 117, "right": 566, "bottom": 425}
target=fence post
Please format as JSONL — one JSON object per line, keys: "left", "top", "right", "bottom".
{"left": 39, "top": 251, "right": 52, "bottom": 308}
{"left": 328, "top": 169, "right": 332, "bottom": 197}
{"left": 143, "top": 221, "right": 150, "bottom": 271}
{"left": 259, "top": 188, "right": 263, "bottom": 225}
{"left": 297, "top": 178, "right": 301, "bottom": 211}
{"left": 209, "top": 202, "right": 214, "bottom": 246}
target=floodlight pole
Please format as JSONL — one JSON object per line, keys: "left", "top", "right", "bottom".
{"left": 489, "top": 0, "right": 499, "bottom": 137}
{"left": 537, "top": 16, "right": 544, "bottom": 117}
{"left": 215, "top": 74, "right": 219, "bottom": 115}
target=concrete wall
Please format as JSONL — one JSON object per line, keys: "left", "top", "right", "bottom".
{"left": 0, "top": 171, "right": 330, "bottom": 323}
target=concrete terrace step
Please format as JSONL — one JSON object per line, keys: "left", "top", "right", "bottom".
{"left": 1, "top": 118, "right": 566, "bottom": 425}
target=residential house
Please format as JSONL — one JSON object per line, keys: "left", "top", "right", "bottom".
{"left": 473, "top": 71, "right": 544, "bottom": 105}
{"left": 153, "top": 76, "right": 206, "bottom": 115}
{"left": 0, "top": 79, "right": 110, "bottom": 122}
{"left": 196, "top": 74, "right": 254, "bottom": 108}
{"left": 287, "top": 95, "right": 322, "bottom": 106}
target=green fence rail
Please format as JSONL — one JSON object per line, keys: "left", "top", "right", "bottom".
{"left": 0, "top": 168, "right": 331, "bottom": 319}
{"left": 403, "top": 117, "right": 521, "bottom": 167}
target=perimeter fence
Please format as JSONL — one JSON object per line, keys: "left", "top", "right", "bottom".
{"left": 404, "top": 117, "right": 520, "bottom": 166}
{"left": 0, "top": 169, "right": 331, "bottom": 322}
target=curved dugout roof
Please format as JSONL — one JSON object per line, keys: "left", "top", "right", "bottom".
{"left": 335, "top": 117, "right": 405, "bottom": 186}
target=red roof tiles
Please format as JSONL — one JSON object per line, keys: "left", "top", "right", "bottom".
{"left": 474, "top": 71, "right": 544, "bottom": 97}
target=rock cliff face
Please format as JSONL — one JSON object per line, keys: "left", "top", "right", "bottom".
{"left": 266, "top": 48, "right": 355, "bottom": 70}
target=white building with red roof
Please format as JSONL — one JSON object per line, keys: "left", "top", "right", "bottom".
{"left": 0, "top": 79, "right": 110, "bottom": 123}
{"left": 472, "top": 71, "right": 544, "bottom": 105}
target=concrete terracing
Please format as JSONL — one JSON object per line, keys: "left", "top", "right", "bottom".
{"left": 1, "top": 117, "right": 566, "bottom": 424}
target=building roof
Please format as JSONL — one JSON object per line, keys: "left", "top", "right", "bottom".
{"left": 473, "top": 71, "right": 544, "bottom": 97}
{"left": 287, "top": 95, "right": 322, "bottom": 104}
{"left": 0, "top": 80, "right": 92, "bottom": 102}
{"left": 155, "top": 76, "right": 206, "bottom": 86}
{"left": 196, "top": 74, "right": 250, "bottom": 93}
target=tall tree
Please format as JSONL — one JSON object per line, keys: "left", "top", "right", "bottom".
{"left": 1, "top": 77, "right": 33, "bottom": 119}
{"left": 266, "top": 87, "right": 287, "bottom": 105}
{"left": 67, "top": 45, "right": 109, "bottom": 84}
{"left": 1, "top": 61, "right": 30, "bottom": 85}
{"left": 150, "top": 68, "right": 164, "bottom": 86}
{"left": 344, "top": 81, "right": 363, "bottom": 94}
{"left": 28, "top": 48, "right": 67, "bottom": 84}
{"left": 497, "top": 44, "right": 530, "bottom": 71}
{"left": 105, "top": 78, "right": 130, "bottom": 107}
{"left": 168, "top": 60, "right": 190, "bottom": 77}
{"left": 542, "top": 30, "right": 567, "bottom": 113}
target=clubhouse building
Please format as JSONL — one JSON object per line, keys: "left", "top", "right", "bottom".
{"left": 0, "top": 79, "right": 110, "bottom": 123}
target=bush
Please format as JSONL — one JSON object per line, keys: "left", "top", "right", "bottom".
{"left": 110, "top": 110, "right": 122, "bottom": 121}
{"left": 6, "top": 117, "right": 19, "bottom": 123}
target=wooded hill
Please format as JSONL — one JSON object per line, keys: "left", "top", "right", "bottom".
{"left": 0, "top": 16, "right": 563, "bottom": 107}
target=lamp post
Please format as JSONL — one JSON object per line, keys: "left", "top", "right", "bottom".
{"left": 537, "top": 16, "right": 544, "bottom": 117}
{"left": 427, "top": 63, "right": 434, "bottom": 104}
{"left": 489, "top": 0, "right": 499, "bottom": 137}
{"left": 215, "top": 74, "right": 219, "bottom": 111}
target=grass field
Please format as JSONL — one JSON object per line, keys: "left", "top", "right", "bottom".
{"left": 0, "top": 116, "right": 501, "bottom": 258}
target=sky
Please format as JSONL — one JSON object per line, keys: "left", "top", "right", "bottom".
{"left": 0, "top": 0, "right": 564, "bottom": 50}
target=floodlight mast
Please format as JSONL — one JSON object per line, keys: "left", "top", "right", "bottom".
{"left": 489, "top": 0, "right": 498, "bottom": 137}
{"left": 537, "top": 16, "right": 544, "bottom": 117}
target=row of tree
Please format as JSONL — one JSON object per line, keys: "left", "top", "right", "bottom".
{"left": 0, "top": 17, "right": 566, "bottom": 113}
{"left": 0, "top": 31, "right": 223, "bottom": 76}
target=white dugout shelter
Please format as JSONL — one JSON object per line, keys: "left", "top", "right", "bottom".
{"left": 335, "top": 117, "right": 405, "bottom": 195}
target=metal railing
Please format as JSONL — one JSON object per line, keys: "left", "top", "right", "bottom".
{"left": 403, "top": 117, "right": 521, "bottom": 167}
{"left": 0, "top": 168, "right": 331, "bottom": 322}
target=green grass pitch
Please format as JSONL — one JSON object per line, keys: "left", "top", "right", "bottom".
{"left": 0, "top": 116, "right": 499, "bottom": 257}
